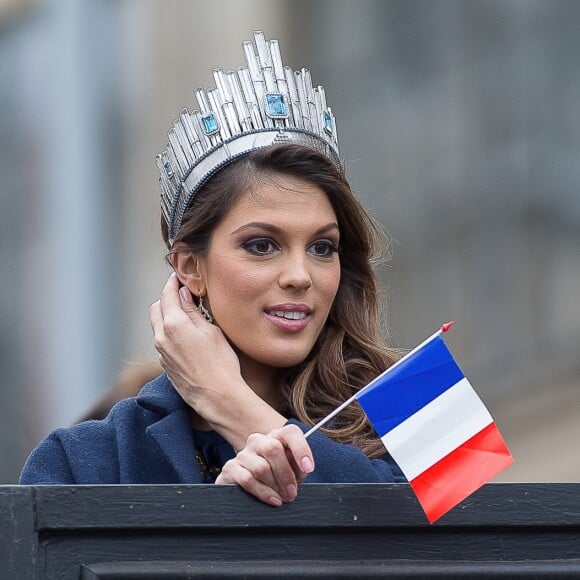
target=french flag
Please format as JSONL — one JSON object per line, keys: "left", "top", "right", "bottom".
{"left": 356, "top": 323, "right": 514, "bottom": 523}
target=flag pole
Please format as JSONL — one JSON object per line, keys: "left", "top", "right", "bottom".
{"left": 304, "top": 321, "right": 454, "bottom": 439}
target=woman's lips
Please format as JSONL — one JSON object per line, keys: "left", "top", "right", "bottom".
{"left": 265, "top": 305, "right": 312, "bottom": 331}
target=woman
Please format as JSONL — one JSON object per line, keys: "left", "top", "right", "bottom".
{"left": 20, "top": 32, "right": 405, "bottom": 505}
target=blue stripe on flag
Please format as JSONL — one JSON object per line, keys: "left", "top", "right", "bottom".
{"left": 356, "top": 335, "right": 464, "bottom": 436}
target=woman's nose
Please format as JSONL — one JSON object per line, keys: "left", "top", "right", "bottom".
{"left": 278, "top": 252, "right": 312, "bottom": 290}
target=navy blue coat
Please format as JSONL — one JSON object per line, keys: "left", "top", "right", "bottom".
{"left": 20, "top": 374, "right": 405, "bottom": 485}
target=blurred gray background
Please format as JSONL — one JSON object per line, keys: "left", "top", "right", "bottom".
{"left": 1, "top": 0, "right": 579, "bottom": 483}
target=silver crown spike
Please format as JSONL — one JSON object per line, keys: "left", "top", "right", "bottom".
{"left": 254, "top": 33, "right": 277, "bottom": 93}
{"left": 270, "top": 40, "right": 286, "bottom": 87}
{"left": 207, "top": 89, "right": 231, "bottom": 140}
{"left": 318, "top": 86, "right": 328, "bottom": 115}
{"left": 295, "top": 70, "right": 311, "bottom": 131}
{"left": 159, "top": 177, "right": 173, "bottom": 225}
{"left": 168, "top": 130, "right": 186, "bottom": 175}
{"left": 180, "top": 109, "right": 204, "bottom": 157}
{"left": 302, "top": 69, "right": 319, "bottom": 134}
{"left": 227, "top": 71, "right": 253, "bottom": 132}
{"left": 195, "top": 88, "right": 211, "bottom": 115}
{"left": 329, "top": 107, "right": 338, "bottom": 142}
{"left": 254, "top": 31, "right": 272, "bottom": 70}
{"left": 214, "top": 69, "right": 241, "bottom": 135}
{"left": 156, "top": 152, "right": 171, "bottom": 181}
{"left": 263, "top": 67, "right": 277, "bottom": 94}
{"left": 238, "top": 67, "right": 264, "bottom": 130}
{"left": 243, "top": 39, "right": 272, "bottom": 128}
{"left": 243, "top": 41, "right": 264, "bottom": 88}
{"left": 314, "top": 90, "right": 324, "bottom": 138}
{"left": 213, "top": 69, "right": 233, "bottom": 103}
{"left": 165, "top": 143, "right": 184, "bottom": 183}
{"left": 285, "top": 67, "right": 303, "bottom": 129}
{"left": 269, "top": 40, "right": 293, "bottom": 126}
{"left": 157, "top": 32, "right": 340, "bottom": 245}
{"left": 223, "top": 100, "right": 242, "bottom": 134}
{"left": 173, "top": 120, "right": 195, "bottom": 165}
{"left": 191, "top": 112, "right": 212, "bottom": 151}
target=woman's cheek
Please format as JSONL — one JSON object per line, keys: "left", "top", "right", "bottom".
{"left": 210, "top": 267, "right": 267, "bottom": 326}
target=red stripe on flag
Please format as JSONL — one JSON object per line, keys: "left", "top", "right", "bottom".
{"left": 409, "top": 422, "right": 514, "bottom": 523}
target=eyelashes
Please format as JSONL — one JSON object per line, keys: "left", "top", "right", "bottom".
{"left": 242, "top": 238, "right": 278, "bottom": 256}
{"left": 241, "top": 238, "right": 339, "bottom": 258}
{"left": 309, "top": 240, "right": 339, "bottom": 257}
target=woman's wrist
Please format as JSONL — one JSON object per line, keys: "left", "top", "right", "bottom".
{"left": 202, "top": 383, "right": 287, "bottom": 451}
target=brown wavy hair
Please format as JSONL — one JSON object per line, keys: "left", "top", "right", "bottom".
{"left": 162, "top": 144, "right": 400, "bottom": 458}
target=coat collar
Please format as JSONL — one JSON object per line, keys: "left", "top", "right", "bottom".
{"left": 136, "top": 372, "right": 186, "bottom": 414}
{"left": 136, "top": 373, "right": 203, "bottom": 483}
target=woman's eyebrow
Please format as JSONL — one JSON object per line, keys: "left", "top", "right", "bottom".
{"left": 231, "top": 222, "right": 339, "bottom": 236}
{"left": 315, "top": 223, "right": 340, "bottom": 235}
{"left": 231, "top": 222, "right": 282, "bottom": 236}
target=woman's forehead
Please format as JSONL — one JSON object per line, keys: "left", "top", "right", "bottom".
{"left": 227, "top": 177, "right": 336, "bottom": 219}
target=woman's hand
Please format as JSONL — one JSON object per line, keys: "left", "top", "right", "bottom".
{"left": 216, "top": 424, "right": 315, "bottom": 506}
{"left": 149, "top": 273, "right": 244, "bottom": 418}
{"left": 149, "top": 273, "right": 289, "bottom": 450}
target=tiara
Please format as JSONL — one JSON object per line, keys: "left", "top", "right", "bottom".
{"left": 156, "top": 31, "right": 340, "bottom": 245}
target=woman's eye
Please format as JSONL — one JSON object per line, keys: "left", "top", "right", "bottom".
{"left": 242, "top": 238, "right": 279, "bottom": 256}
{"left": 309, "top": 240, "right": 338, "bottom": 257}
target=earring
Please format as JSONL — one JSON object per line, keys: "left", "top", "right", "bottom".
{"left": 197, "top": 295, "right": 214, "bottom": 324}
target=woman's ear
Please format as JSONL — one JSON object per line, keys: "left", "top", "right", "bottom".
{"left": 171, "top": 243, "right": 206, "bottom": 297}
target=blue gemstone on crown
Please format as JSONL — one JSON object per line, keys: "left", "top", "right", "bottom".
{"left": 265, "top": 93, "right": 288, "bottom": 119}
{"left": 323, "top": 111, "right": 333, "bottom": 135}
{"left": 164, "top": 161, "right": 174, "bottom": 178}
{"left": 201, "top": 113, "right": 220, "bottom": 135}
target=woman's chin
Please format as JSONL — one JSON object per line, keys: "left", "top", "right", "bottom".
{"left": 249, "top": 348, "right": 312, "bottom": 370}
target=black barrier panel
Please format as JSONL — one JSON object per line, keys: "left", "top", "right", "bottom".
{"left": 80, "top": 559, "right": 580, "bottom": 579}
{"left": 2, "top": 483, "right": 580, "bottom": 579}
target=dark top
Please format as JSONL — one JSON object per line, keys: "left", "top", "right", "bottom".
{"left": 20, "top": 373, "right": 406, "bottom": 485}
{"left": 192, "top": 429, "right": 235, "bottom": 482}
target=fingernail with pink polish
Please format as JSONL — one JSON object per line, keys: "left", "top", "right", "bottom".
{"left": 286, "top": 484, "right": 297, "bottom": 500}
{"left": 179, "top": 286, "right": 193, "bottom": 304}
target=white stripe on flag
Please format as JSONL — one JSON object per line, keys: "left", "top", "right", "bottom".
{"left": 380, "top": 377, "right": 493, "bottom": 481}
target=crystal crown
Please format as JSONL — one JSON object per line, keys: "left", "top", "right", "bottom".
{"left": 156, "top": 31, "right": 340, "bottom": 244}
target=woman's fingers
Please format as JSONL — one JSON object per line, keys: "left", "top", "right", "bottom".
{"left": 158, "top": 272, "right": 180, "bottom": 316}
{"left": 149, "top": 274, "right": 245, "bottom": 420}
{"left": 149, "top": 300, "right": 167, "bottom": 367}
{"left": 178, "top": 285, "right": 194, "bottom": 307}
{"left": 245, "top": 433, "right": 299, "bottom": 500}
{"left": 215, "top": 425, "right": 315, "bottom": 507}
{"left": 159, "top": 273, "right": 201, "bottom": 325}
{"left": 216, "top": 461, "right": 284, "bottom": 507}
{"left": 272, "top": 424, "right": 315, "bottom": 479}
{"left": 150, "top": 273, "right": 206, "bottom": 364}
{"left": 219, "top": 435, "right": 297, "bottom": 503}
{"left": 148, "top": 300, "right": 162, "bottom": 333}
